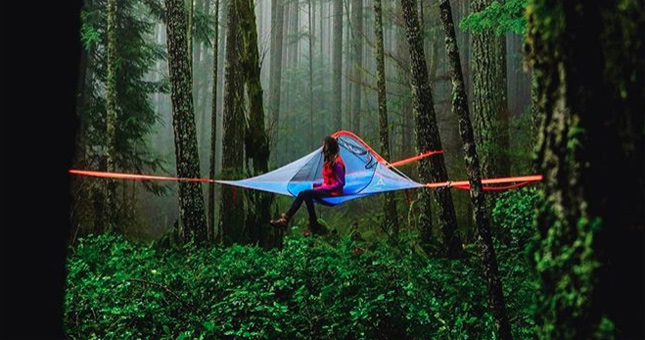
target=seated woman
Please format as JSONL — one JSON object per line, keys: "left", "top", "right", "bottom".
{"left": 270, "top": 136, "right": 346, "bottom": 235}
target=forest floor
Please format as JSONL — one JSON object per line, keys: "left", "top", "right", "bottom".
{"left": 64, "top": 189, "right": 539, "bottom": 339}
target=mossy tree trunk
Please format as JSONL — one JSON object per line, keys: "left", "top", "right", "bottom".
{"left": 470, "top": 0, "right": 509, "bottom": 179}
{"left": 526, "top": 0, "right": 644, "bottom": 338}
{"left": 164, "top": 0, "right": 208, "bottom": 243}
{"left": 105, "top": 0, "right": 118, "bottom": 230}
{"left": 186, "top": 0, "right": 194, "bottom": 73}
{"left": 238, "top": 0, "right": 272, "bottom": 246}
{"left": 373, "top": 0, "right": 398, "bottom": 237}
{"left": 399, "top": 0, "right": 463, "bottom": 258}
{"left": 268, "top": 0, "right": 285, "bottom": 143}
{"left": 219, "top": 0, "right": 246, "bottom": 245}
{"left": 439, "top": 0, "right": 513, "bottom": 338}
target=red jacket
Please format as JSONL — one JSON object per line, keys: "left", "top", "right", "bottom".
{"left": 313, "top": 155, "right": 346, "bottom": 196}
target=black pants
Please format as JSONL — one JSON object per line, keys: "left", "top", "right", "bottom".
{"left": 286, "top": 189, "right": 332, "bottom": 224}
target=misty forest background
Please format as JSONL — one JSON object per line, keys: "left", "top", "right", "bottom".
{"left": 65, "top": 0, "right": 644, "bottom": 338}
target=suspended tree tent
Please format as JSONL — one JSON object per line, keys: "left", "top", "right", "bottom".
{"left": 69, "top": 131, "right": 543, "bottom": 201}
{"left": 218, "top": 131, "right": 429, "bottom": 205}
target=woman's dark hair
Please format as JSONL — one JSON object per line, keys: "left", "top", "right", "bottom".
{"left": 322, "top": 136, "right": 340, "bottom": 165}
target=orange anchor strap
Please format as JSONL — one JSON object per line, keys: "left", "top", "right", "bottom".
{"left": 426, "top": 175, "right": 543, "bottom": 189}
{"left": 331, "top": 130, "right": 443, "bottom": 167}
{"left": 386, "top": 150, "right": 443, "bottom": 168}
{"left": 68, "top": 169, "right": 216, "bottom": 183}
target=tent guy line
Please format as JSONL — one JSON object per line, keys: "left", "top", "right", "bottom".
{"left": 68, "top": 169, "right": 543, "bottom": 190}
{"left": 69, "top": 131, "right": 542, "bottom": 201}
{"left": 67, "top": 148, "right": 440, "bottom": 185}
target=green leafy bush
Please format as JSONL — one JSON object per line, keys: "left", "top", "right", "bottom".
{"left": 492, "top": 188, "right": 541, "bottom": 339}
{"left": 492, "top": 187, "right": 539, "bottom": 248}
{"left": 66, "top": 207, "right": 540, "bottom": 339}
{"left": 460, "top": 0, "right": 528, "bottom": 35}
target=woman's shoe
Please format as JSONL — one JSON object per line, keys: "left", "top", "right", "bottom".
{"left": 270, "top": 213, "right": 290, "bottom": 229}
{"left": 309, "top": 220, "right": 327, "bottom": 236}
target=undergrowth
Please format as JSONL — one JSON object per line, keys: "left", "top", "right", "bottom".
{"left": 65, "top": 189, "right": 539, "bottom": 339}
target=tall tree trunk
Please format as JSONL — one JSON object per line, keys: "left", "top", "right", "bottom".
{"left": 439, "top": 0, "right": 513, "bottom": 338}
{"left": 187, "top": 0, "right": 194, "bottom": 72}
{"left": 395, "top": 1, "right": 412, "bottom": 158}
{"left": 526, "top": 0, "right": 644, "bottom": 338}
{"left": 208, "top": 0, "right": 220, "bottom": 242}
{"left": 289, "top": 1, "right": 299, "bottom": 68}
{"left": 238, "top": 0, "right": 272, "bottom": 246}
{"left": 350, "top": 0, "right": 362, "bottom": 133}
{"left": 373, "top": 0, "right": 398, "bottom": 237}
{"left": 318, "top": 0, "right": 326, "bottom": 139}
{"left": 470, "top": 0, "right": 509, "bottom": 178}
{"left": 197, "top": 0, "right": 211, "bottom": 170}
{"left": 216, "top": 0, "right": 228, "bottom": 172}
{"left": 219, "top": 0, "right": 245, "bottom": 245}
{"left": 332, "top": 0, "right": 343, "bottom": 130}
{"left": 269, "top": 0, "right": 285, "bottom": 144}
{"left": 106, "top": 0, "right": 118, "bottom": 230}
{"left": 268, "top": 0, "right": 285, "bottom": 245}
{"left": 164, "top": 0, "right": 208, "bottom": 243}
{"left": 308, "top": 0, "right": 315, "bottom": 148}
{"left": 344, "top": 14, "right": 352, "bottom": 129}
{"left": 319, "top": 0, "right": 323, "bottom": 63}
{"left": 72, "top": 10, "right": 95, "bottom": 237}
{"left": 399, "top": 0, "right": 462, "bottom": 258}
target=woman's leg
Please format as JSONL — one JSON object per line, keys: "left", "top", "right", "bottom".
{"left": 286, "top": 190, "right": 331, "bottom": 221}
{"left": 304, "top": 190, "right": 333, "bottom": 227}
{"left": 285, "top": 190, "right": 312, "bottom": 219}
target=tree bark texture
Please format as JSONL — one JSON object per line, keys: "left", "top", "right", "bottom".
{"left": 439, "top": 1, "right": 513, "bottom": 338}
{"left": 267, "top": 0, "right": 287, "bottom": 240}
{"left": 219, "top": 0, "right": 246, "bottom": 245}
{"left": 187, "top": 0, "right": 194, "bottom": 73}
{"left": 237, "top": 0, "right": 272, "bottom": 246}
{"left": 269, "top": 0, "right": 285, "bottom": 143}
{"left": 208, "top": 0, "right": 220, "bottom": 242}
{"left": 526, "top": 0, "right": 644, "bottom": 338}
{"left": 106, "top": 0, "right": 118, "bottom": 229}
{"left": 470, "top": 0, "right": 509, "bottom": 179}
{"left": 395, "top": 0, "right": 413, "bottom": 158}
{"left": 399, "top": 0, "right": 463, "bottom": 258}
{"left": 373, "top": 0, "right": 399, "bottom": 237}
{"left": 164, "top": 0, "right": 208, "bottom": 243}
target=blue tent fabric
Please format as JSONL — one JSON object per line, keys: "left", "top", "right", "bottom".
{"left": 217, "top": 132, "right": 425, "bottom": 205}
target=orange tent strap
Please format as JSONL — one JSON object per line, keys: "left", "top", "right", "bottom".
{"left": 426, "top": 175, "right": 543, "bottom": 189}
{"left": 331, "top": 130, "right": 443, "bottom": 168}
{"left": 452, "top": 181, "right": 536, "bottom": 191}
{"left": 69, "top": 169, "right": 215, "bottom": 183}
{"left": 386, "top": 150, "right": 443, "bottom": 168}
